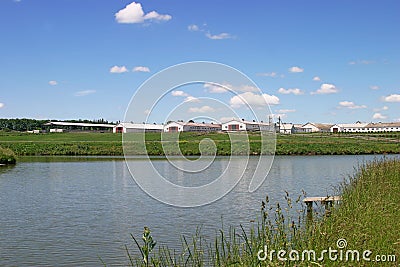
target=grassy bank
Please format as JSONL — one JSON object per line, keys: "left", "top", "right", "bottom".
{"left": 121, "top": 159, "right": 399, "bottom": 266}
{"left": 0, "top": 131, "right": 399, "bottom": 156}
{"left": 0, "top": 147, "right": 16, "bottom": 165}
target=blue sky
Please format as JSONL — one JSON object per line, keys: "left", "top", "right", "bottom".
{"left": 0, "top": 0, "right": 399, "bottom": 124}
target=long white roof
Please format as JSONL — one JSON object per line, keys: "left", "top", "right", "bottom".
{"left": 115, "top": 122, "right": 164, "bottom": 130}
{"left": 44, "top": 121, "right": 115, "bottom": 128}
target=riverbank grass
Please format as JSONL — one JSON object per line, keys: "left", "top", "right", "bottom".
{"left": 0, "top": 147, "right": 16, "bottom": 165}
{"left": 305, "top": 158, "right": 399, "bottom": 265}
{"left": 124, "top": 158, "right": 399, "bottom": 266}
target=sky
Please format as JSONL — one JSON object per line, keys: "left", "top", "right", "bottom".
{"left": 0, "top": 0, "right": 399, "bottom": 124}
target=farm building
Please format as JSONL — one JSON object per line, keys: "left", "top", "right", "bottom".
{"left": 279, "top": 123, "right": 294, "bottom": 134}
{"left": 298, "top": 123, "right": 333, "bottom": 133}
{"left": 44, "top": 121, "right": 115, "bottom": 132}
{"left": 113, "top": 122, "right": 163, "bottom": 133}
{"left": 364, "top": 122, "right": 400, "bottom": 132}
{"left": 331, "top": 122, "right": 400, "bottom": 133}
{"left": 163, "top": 121, "right": 221, "bottom": 132}
{"left": 330, "top": 122, "right": 369, "bottom": 133}
{"left": 222, "top": 119, "right": 272, "bottom": 132}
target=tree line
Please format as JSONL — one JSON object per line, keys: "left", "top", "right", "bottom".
{"left": 0, "top": 118, "right": 117, "bottom": 132}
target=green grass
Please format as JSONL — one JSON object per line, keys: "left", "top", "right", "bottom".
{"left": 0, "top": 131, "right": 399, "bottom": 156}
{"left": 120, "top": 159, "right": 399, "bottom": 266}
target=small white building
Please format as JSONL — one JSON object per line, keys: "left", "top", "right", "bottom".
{"left": 163, "top": 121, "right": 221, "bottom": 132}
{"left": 113, "top": 122, "right": 164, "bottom": 133}
{"left": 50, "top": 129, "right": 64, "bottom": 133}
{"left": 222, "top": 119, "right": 272, "bottom": 132}
{"left": 298, "top": 123, "right": 333, "bottom": 133}
{"left": 279, "top": 123, "right": 294, "bottom": 134}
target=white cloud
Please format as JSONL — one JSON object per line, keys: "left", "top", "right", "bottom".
{"left": 278, "top": 87, "right": 304, "bottom": 95}
{"left": 188, "top": 105, "right": 215, "bottom": 113}
{"left": 48, "top": 80, "right": 58, "bottom": 86}
{"left": 204, "top": 83, "right": 229, "bottom": 93}
{"left": 0, "top": 103, "right": 4, "bottom": 109}
{"left": 288, "top": 66, "right": 304, "bottom": 73}
{"left": 349, "top": 60, "right": 375, "bottom": 65}
{"left": 383, "top": 94, "right": 400, "bottom": 102}
{"left": 204, "top": 83, "right": 259, "bottom": 93}
{"left": 110, "top": 65, "right": 128, "bottom": 73}
{"left": 311, "top": 83, "right": 338, "bottom": 95}
{"left": 276, "top": 109, "right": 295, "bottom": 113}
{"left": 271, "top": 113, "right": 287, "bottom": 119}
{"left": 188, "top": 24, "right": 199, "bottom": 31}
{"left": 115, "top": 2, "right": 171, "bottom": 24}
{"left": 144, "top": 109, "right": 150, "bottom": 115}
{"left": 230, "top": 92, "right": 280, "bottom": 108}
{"left": 133, "top": 66, "right": 150, "bottom": 72}
{"left": 313, "top": 76, "right": 321, "bottom": 81}
{"left": 171, "top": 90, "right": 189, "bottom": 97}
{"left": 372, "top": 113, "right": 387, "bottom": 120}
{"left": 370, "top": 85, "right": 379, "bottom": 90}
{"left": 257, "top": 72, "right": 278, "bottom": 77}
{"left": 74, "top": 90, "right": 96, "bottom": 97}
{"left": 338, "top": 101, "right": 367, "bottom": 109}
{"left": 184, "top": 96, "right": 200, "bottom": 103}
{"left": 373, "top": 106, "right": 389, "bottom": 112}
{"left": 205, "top": 32, "right": 234, "bottom": 40}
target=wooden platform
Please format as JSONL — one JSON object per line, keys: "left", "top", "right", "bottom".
{"left": 303, "top": 196, "right": 341, "bottom": 212}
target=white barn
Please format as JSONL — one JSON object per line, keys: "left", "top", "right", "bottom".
{"left": 113, "top": 123, "right": 164, "bottom": 133}
{"left": 222, "top": 119, "right": 272, "bottom": 132}
{"left": 163, "top": 121, "right": 221, "bottom": 132}
{"left": 330, "top": 122, "right": 369, "bottom": 133}
{"left": 298, "top": 123, "right": 333, "bottom": 133}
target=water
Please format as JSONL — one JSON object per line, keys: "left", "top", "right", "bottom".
{"left": 0, "top": 155, "right": 397, "bottom": 266}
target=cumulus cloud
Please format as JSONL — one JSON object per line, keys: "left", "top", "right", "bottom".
{"left": 370, "top": 85, "right": 379, "bottom": 90}
{"left": 0, "top": 103, "right": 4, "bottom": 109}
{"left": 338, "top": 101, "right": 367, "bottom": 109}
{"left": 48, "top": 80, "right": 58, "bottom": 86}
{"left": 349, "top": 60, "right": 375, "bottom": 65}
{"left": 74, "top": 90, "right": 96, "bottom": 97}
{"left": 184, "top": 96, "right": 200, "bottom": 103}
{"left": 133, "top": 66, "right": 150, "bottom": 72}
{"left": 205, "top": 32, "right": 234, "bottom": 40}
{"left": 288, "top": 66, "right": 304, "bottom": 73}
{"left": 115, "top": 2, "right": 171, "bottom": 24}
{"left": 372, "top": 113, "right": 387, "bottom": 120}
{"left": 257, "top": 72, "right": 278, "bottom": 77}
{"left": 383, "top": 94, "right": 400, "bottom": 102}
{"left": 230, "top": 92, "right": 280, "bottom": 108}
{"left": 188, "top": 24, "right": 199, "bottom": 31}
{"left": 277, "top": 87, "right": 304, "bottom": 95}
{"left": 204, "top": 83, "right": 229, "bottom": 93}
{"left": 313, "top": 76, "right": 321, "bottom": 81}
{"left": 171, "top": 90, "right": 189, "bottom": 97}
{"left": 188, "top": 105, "right": 215, "bottom": 113}
{"left": 311, "top": 83, "right": 338, "bottom": 95}
{"left": 110, "top": 65, "right": 128, "bottom": 73}
{"left": 204, "top": 83, "right": 259, "bottom": 93}
{"left": 276, "top": 109, "right": 296, "bottom": 113}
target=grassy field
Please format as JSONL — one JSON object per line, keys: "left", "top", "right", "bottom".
{"left": 121, "top": 158, "right": 399, "bottom": 266}
{"left": 0, "top": 131, "right": 399, "bottom": 156}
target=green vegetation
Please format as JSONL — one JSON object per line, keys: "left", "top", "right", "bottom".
{"left": 0, "top": 131, "right": 399, "bottom": 156}
{"left": 0, "top": 118, "right": 114, "bottom": 132}
{"left": 122, "top": 159, "right": 399, "bottom": 266}
{"left": 0, "top": 147, "right": 16, "bottom": 165}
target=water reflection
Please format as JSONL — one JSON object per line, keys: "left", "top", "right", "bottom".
{"left": 0, "top": 154, "right": 398, "bottom": 266}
